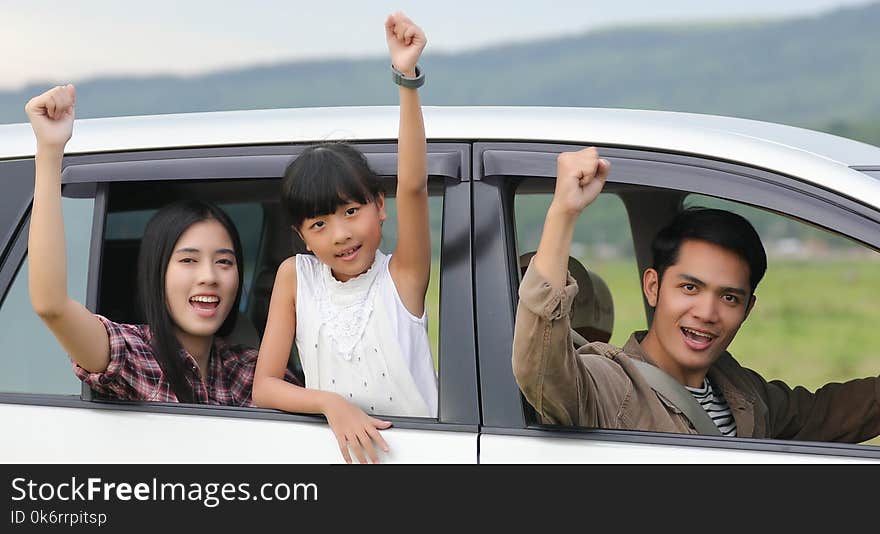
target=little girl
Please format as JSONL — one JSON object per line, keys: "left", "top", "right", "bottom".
{"left": 253, "top": 12, "right": 437, "bottom": 464}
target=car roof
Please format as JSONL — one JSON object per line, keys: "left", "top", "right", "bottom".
{"left": 3, "top": 106, "right": 880, "bottom": 208}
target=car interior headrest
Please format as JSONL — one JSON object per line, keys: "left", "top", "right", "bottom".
{"left": 518, "top": 251, "right": 615, "bottom": 343}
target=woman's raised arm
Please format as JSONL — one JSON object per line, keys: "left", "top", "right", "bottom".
{"left": 25, "top": 85, "right": 110, "bottom": 372}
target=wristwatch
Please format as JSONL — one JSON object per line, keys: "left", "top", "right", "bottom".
{"left": 391, "top": 64, "right": 425, "bottom": 89}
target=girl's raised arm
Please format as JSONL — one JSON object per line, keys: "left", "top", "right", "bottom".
{"left": 25, "top": 85, "right": 111, "bottom": 372}
{"left": 385, "top": 12, "right": 431, "bottom": 317}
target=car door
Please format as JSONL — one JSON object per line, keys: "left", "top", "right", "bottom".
{"left": 0, "top": 142, "right": 479, "bottom": 463}
{"left": 473, "top": 141, "right": 880, "bottom": 463}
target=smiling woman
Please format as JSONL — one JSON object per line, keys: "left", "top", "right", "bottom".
{"left": 24, "top": 84, "right": 299, "bottom": 405}
{"left": 123, "top": 203, "right": 246, "bottom": 403}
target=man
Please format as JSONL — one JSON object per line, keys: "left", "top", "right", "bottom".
{"left": 512, "top": 148, "right": 880, "bottom": 440}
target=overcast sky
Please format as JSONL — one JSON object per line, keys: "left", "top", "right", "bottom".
{"left": 2, "top": 0, "right": 875, "bottom": 90}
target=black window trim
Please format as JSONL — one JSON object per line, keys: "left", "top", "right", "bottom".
{"left": 475, "top": 141, "right": 880, "bottom": 460}
{"left": 0, "top": 218, "right": 29, "bottom": 309}
{"left": 0, "top": 159, "right": 37, "bottom": 273}
{"left": 61, "top": 143, "right": 467, "bottom": 186}
{"left": 81, "top": 183, "right": 109, "bottom": 400}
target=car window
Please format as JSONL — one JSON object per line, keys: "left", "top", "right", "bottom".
{"left": 0, "top": 197, "right": 94, "bottom": 395}
{"left": 684, "top": 194, "right": 880, "bottom": 446}
{"left": 96, "top": 175, "right": 445, "bottom": 417}
{"left": 510, "top": 172, "right": 880, "bottom": 448}
{"left": 514, "top": 184, "right": 643, "bottom": 347}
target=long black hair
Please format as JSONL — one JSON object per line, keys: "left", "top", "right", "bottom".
{"left": 280, "top": 143, "right": 385, "bottom": 229}
{"left": 137, "top": 200, "right": 244, "bottom": 403}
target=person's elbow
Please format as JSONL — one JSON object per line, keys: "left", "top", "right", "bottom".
{"left": 252, "top": 374, "right": 271, "bottom": 408}
{"left": 252, "top": 370, "right": 287, "bottom": 409}
{"left": 511, "top": 335, "right": 534, "bottom": 393}
{"left": 30, "top": 294, "right": 65, "bottom": 322}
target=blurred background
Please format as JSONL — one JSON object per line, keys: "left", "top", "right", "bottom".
{"left": 4, "top": 1, "right": 879, "bottom": 417}
{"left": 3, "top": 0, "right": 878, "bottom": 144}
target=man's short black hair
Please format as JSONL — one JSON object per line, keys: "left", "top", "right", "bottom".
{"left": 651, "top": 208, "right": 767, "bottom": 294}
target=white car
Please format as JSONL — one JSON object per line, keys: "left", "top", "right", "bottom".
{"left": 1, "top": 106, "right": 879, "bottom": 463}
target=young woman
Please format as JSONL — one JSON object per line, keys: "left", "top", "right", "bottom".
{"left": 25, "top": 84, "right": 298, "bottom": 404}
{"left": 253, "top": 12, "right": 437, "bottom": 463}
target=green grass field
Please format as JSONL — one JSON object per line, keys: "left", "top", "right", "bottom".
{"left": 425, "top": 258, "right": 880, "bottom": 445}
{"left": 426, "top": 262, "right": 440, "bottom": 370}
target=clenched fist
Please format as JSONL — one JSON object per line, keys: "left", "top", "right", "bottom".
{"left": 385, "top": 12, "right": 426, "bottom": 77}
{"left": 25, "top": 84, "right": 76, "bottom": 151}
{"left": 551, "top": 148, "right": 611, "bottom": 217}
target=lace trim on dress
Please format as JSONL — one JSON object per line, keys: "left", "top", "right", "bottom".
{"left": 316, "top": 251, "right": 387, "bottom": 361}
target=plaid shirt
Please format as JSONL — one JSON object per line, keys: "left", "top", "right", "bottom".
{"left": 73, "top": 315, "right": 301, "bottom": 406}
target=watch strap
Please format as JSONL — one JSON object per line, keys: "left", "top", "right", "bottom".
{"left": 391, "top": 64, "right": 425, "bottom": 89}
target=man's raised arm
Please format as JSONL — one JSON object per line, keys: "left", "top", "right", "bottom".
{"left": 512, "top": 148, "right": 610, "bottom": 425}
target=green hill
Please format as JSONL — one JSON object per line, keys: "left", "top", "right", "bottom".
{"left": 2, "top": 1, "right": 880, "bottom": 140}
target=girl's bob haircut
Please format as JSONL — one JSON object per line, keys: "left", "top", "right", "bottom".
{"left": 137, "top": 200, "right": 245, "bottom": 404}
{"left": 280, "top": 143, "right": 385, "bottom": 229}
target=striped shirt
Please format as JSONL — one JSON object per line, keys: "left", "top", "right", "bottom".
{"left": 686, "top": 378, "right": 738, "bottom": 437}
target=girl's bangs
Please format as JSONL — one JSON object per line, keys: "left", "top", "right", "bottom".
{"left": 281, "top": 143, "right": 385, "bottom": 228}
{"left": 288, "top": 162, "right": 376, "bottom": 222}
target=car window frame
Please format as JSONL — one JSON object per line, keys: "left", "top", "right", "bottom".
{"left": 475, "top": 140, "right": 880, "bottom": 460}
{"left": 0, "top": 159, "right": 40, "bottom": 301}
{"left": 0, "top": 142, "right": 478, "bottom": 434}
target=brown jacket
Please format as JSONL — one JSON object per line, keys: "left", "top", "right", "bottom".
{"left": 512, "top": 263, "right": 880, "bottom": 442}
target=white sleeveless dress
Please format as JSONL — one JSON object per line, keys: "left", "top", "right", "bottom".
{"left": 294, "top": 250, "right": 438, "bottom": 418}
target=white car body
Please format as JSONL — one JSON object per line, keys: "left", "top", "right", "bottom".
{"left": 1, "top": 107, "right": 878, "bottom": 463}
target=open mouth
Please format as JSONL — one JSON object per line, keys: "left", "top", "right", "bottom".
{"left": 680, "top": 326, "right": 717, "bottom": 351}
{"left": 335, "top": 244, "right": 362, "bottom": 261}
{"left": 189, "top": 295, "right": 220, "bottom": 318}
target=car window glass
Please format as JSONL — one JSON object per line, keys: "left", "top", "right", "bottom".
{"left": 514, "top": 186, "right": 644, "bottom": 347}
{"left": 377, "top": 194, "right": 444, "bottom": 371}
{"left": 685, "top": 194, "right": 880, "bottom": 447}
{"left": 0, "top": 197, "right": 94, "bottom": 395}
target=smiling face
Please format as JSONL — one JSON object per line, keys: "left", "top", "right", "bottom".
{"left": 298, "top": 197, "right": 386, "bottom": 282}
{"left": 640, "top": 239, "right": 756, "bottom": 387}
{"left": 164, "top": 219, "right": 240, "bottom": 346}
